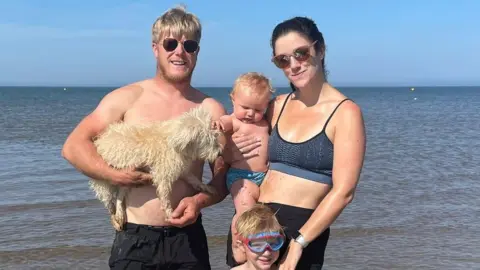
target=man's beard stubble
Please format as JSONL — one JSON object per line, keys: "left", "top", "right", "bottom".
{"left": 157, "top": 61, "right": 194, "bottom": 84}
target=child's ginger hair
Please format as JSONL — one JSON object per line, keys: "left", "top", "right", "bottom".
{"left": 235, "top": 203, "right": 284, "bottom": 238}
{"left": 230, "top": 72, "right": 275, "bottom": 99}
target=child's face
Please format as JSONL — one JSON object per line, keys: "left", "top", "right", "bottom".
{"left": 231, "top": 88, "right": 270, "bottom": 124}
{"left": 239, "top": 232, "right": 284, "bottom": 270}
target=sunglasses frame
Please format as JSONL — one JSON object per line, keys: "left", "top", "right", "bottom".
{"left": 271, "top": 40, "right": 318, "bottom": 69}
{"left": 162, "top": 38, "right": 199, "bottom": 54}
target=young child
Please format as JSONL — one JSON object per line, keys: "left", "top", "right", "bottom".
{"left": 212, "top": 72, "right": 274, "bottom": 263}
{"left": 231, "top": 203, "right": 285, "bottom": 270}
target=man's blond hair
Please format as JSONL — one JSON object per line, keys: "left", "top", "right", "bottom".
{"left": 231, "top": 72, "right": 275, "bottom": 98}
{"left": 235, "top": 204, "right": 284, "bottom": 238}
{"left": 152, "top": 4, "right": 202, "bottom": 43}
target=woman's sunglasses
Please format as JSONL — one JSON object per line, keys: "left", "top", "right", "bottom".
{"left": 242, "top": 231, "right": 285, "bottom": 253}
{"left": 162, "top": 38, "right": 199, "bottom": 54}
{"left": 271, "top": 40, "right": 318, "bottom": 69}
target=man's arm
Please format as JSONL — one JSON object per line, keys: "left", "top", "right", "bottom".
{"left": 193, "top": 97, "right": 230, "bottom": 208}
{"left": 195, "top": 155, "right": 229, "bottom": 208}
{"left": 167, "top": 97, "right": 230, "bottom": 227}
{"left": 61, "top": 85, "right": 151, "bottom": 185}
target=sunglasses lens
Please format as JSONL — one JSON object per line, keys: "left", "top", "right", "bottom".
{"left": 163, "top": 39, "right": 178, "bottom": 52}
{"left": 294, "top": 47, "right": 310, "bottom": 61}
{"left": 273, "top": 45, "right": 312, "bottom": 69}
{"left": 273, "top": 55, "right": 290, "bottom": 69}
{"left": 183, "top": 40, "right": 199, "bottom": 53}
{"left": 162, "top": 39, "right": 198, "bottom": 53}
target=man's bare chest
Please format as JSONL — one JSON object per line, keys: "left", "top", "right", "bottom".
{"left": 123, "top": 97, "right": 201, "bottom": 124}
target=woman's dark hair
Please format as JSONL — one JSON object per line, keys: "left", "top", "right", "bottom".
{"left": 271, "top": 16, "right": 327, "bottom": 91}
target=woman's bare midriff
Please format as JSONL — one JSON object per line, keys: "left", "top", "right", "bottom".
{"left": 125, "top": 162, "right": 204, "bottom": 226}
{"left": 258, "top": 170, "right": 331, "bottom": 209}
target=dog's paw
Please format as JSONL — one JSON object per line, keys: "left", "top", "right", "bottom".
{"left": 164, "top": 206, "right": 173, "bottom": 219}
{"left": 111, "top": 215, "right": 124, "bottom": 231}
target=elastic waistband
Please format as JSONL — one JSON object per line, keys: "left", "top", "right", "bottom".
{"left": 262, "top": 203, "right": 316, "bottom": 233}
{"left": 269, "top": 162, "right": 332, "bottom": 185}
{"left": 264, "top": 202, "right": 314, "bottom": 216}
{"left": 228, "top": 167, "right": 267, "bottom": 174}
{"left": 124, "top": 214, "right": 203, "bottom": 236}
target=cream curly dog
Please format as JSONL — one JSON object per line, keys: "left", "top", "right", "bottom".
{"left": 89, "top": 106, "right": 223, "bottom": 231}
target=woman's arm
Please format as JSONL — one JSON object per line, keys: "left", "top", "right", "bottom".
{"left": 298, "top": 101, "right": 366, "bottom": 243}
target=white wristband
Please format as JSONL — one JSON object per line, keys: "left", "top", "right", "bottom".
{"left": 294, "top": 234, "right": 309, "bottom": 248}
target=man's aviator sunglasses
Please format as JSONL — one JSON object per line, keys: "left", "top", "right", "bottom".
{"left": 162, "top": 38, "right": 199, "bottom": 54}
{"left": 271, "top": 40, "right": 317, "bottom": 69}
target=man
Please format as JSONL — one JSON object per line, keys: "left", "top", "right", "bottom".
{"left": 62, "top": 5, "right": 229, "bottom": 269}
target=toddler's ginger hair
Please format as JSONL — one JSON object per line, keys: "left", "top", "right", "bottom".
{"left": 231, "top": 72, "right": 275, "bottom": 99}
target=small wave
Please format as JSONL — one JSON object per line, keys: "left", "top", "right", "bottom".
{"left": 0, "top": 199, "right": 99, "bottom": 214}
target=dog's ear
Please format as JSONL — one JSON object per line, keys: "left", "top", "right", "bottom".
{"left": 168, "top": 133, "right": 193, "bottom": 153}
{"left": 167, "top": 106, "right": 210, "bottom": 153}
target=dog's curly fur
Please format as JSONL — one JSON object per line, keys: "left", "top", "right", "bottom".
{"left": 89, "top": 106, "right": 223, "bottom": 231}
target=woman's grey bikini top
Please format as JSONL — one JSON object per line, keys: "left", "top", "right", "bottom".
{"left": 268, "top": 92, "right": 351, "bottom": 186}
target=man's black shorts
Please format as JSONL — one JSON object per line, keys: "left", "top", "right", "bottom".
{"left": 108, "top": 215, "right": 211, "bottom": 270}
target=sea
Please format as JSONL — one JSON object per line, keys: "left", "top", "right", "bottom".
{"left": 0, "top": 86, "right": 479, "bottom": 270}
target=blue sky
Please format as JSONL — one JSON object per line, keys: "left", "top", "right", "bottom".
{"left": 1, "top": 0, "right": 479, "bottom": 87}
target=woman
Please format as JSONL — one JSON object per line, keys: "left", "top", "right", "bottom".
{"left": 225, "top": 16, "right": 366, "bottom": 269}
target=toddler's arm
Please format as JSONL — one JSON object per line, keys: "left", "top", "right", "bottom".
{"left": 212, "top": 114, "right": 234, "bottom": 132}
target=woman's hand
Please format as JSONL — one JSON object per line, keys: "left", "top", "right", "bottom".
{"left": 278, "top": 240, "right": 303, "bottom": 270}
{"left": 222, "top": 133, "right": 262, "bottom": 164}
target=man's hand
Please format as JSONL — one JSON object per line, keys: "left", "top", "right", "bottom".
{"left": 167, "top": 196, "right": 200, "bottom": 227}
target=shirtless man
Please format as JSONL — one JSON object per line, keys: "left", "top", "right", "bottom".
{"left": 61, "top": 6, "right": 229, "bottom": 269}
